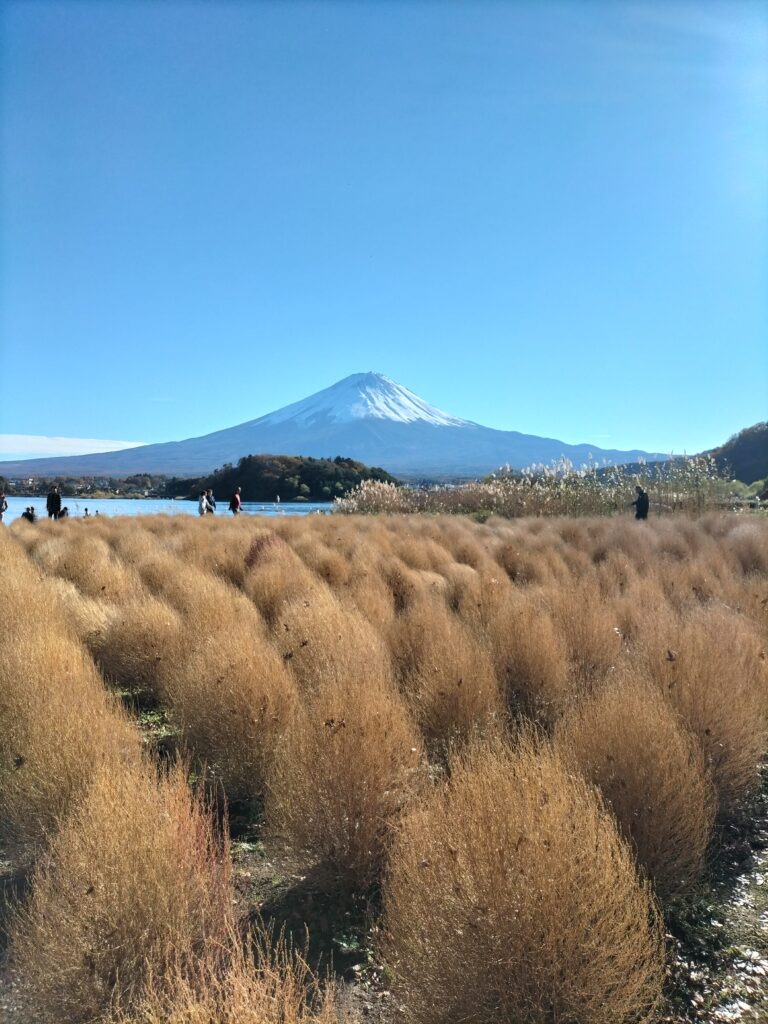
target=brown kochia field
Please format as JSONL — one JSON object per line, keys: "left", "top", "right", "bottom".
{"left": 1, "top": 512, "right": 767, "bottom": 1023}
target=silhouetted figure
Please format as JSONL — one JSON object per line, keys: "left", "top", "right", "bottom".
{"left": 59, "top": 506, "right": 69, "bottom": 518}
{"left": 84, "top": 508, "right": 90, "bottom": 517}
{"left": 206, "top": 488, "right": 216, "bottom": 513}
{"left": 0, "top": 493, "right": 7, "bottom": 523}
{"left": 632, "top": 486, "right": 649, "bottom": 520}
{"left": 46, "top": 486, "right": 62, "bottom": 520}
{"left": 21, "top": 506, "right": 37, "bottom": 523}
{"left": 229, "top": 487, "right": 242, "bottom": 515}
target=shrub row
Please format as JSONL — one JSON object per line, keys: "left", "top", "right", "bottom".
{"left": 5, "top": 511, "right": 768, "bottom": 1022}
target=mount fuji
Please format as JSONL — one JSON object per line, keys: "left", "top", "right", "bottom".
{"left": 0, "top": 372, "right": 667, "bottom": 480}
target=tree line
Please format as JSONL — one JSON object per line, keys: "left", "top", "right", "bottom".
{"left": 165, "top": 453, "right": 399, "bottom": 502}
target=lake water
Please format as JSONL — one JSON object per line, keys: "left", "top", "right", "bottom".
{"left": 0, "top": 494, "right": 329, "bottom": 524}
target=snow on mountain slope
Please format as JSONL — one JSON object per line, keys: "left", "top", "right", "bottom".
{"left": 253, "top": 372, "right": 471, "bottom": 428}
{"left": 0, "top": 371, "right": 669, "bottom": 479}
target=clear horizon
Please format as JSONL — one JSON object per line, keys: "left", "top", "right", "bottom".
{"left": 1, "top": 1, "right": 766, "bottom": 460}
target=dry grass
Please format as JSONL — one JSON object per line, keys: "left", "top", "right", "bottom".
{"left": 115, "top": 925, "right": 353, "bottom": 1024}
{"left": 241, "top": 531, "right": 323, "bottom": 626}
{"left": 0, "top": 533, "right": 141, "bottom": 847}
{"left": 162, "top": 627, "right": 299, "bottom": 801}
{"left": 267, "top": 676, "right": 425, "bottom": 891}
{"left": 556, "top": 680, "right": 717, "bottom": 898}
{"left": 381, "top": 737, "right": 664, "bottom": 1024}
{"left": 10, "top": 760, "right": 233, "bottom": 1023}
{"left": 92, "top": 595, "right": 183, "bottom": 695}
{"left": 3, "top": 511, "right": 767, "bottom": 1023}
{"left": 42, "top": 575, "right": 115, "bottom": 644}
{"left": 484, "top": 588, "right": 571, "bottom": 725}
{"left": 633, "top": 605, "right": 768, "bottom": 815}
{"left": 546, "top": 577, "right": 624, "bottom": 690}
{"left": 26, "top": 528, "right": 143, "bottom": 604}
{"left": 388, "top": 594, "right": 502, "bottom": 752}
{"left": 273, "top": 587, "right": 395, "bottom": 697}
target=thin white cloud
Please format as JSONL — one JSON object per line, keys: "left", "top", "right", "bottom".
{"left": 0, "top": 435, "right": 148, "bottom": 460}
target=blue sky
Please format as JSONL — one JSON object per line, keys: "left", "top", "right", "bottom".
{"left": 1, "top": 0, "right": 766, "bottom": 460}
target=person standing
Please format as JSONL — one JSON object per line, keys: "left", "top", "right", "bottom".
{"left": 229, "top": 486, "right": 242, "bottom": 515}
{"left": 198, "top": 490, "right": 210, "bottom": 517}
{"left": 632, "top": 486, "right": 649, "bottom": 520}
{"left": 0, "top": 492, "right": 7, "bottom": 523}
{"left": 206, "top": 488, "right": 216, "bottom": 514}
{"left": 46, "top": 485, "right": 62, "bottom": 520}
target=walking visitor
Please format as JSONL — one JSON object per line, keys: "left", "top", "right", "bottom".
{"left": 632, "top": 485, "right": 650, "bottom": 520}
{"left": 229, "top": 486, "right": 242, "bottom": 514}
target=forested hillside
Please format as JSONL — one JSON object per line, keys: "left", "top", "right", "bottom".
{"left": 711, "top": 422, "right": 768, "bottom": 485}
{"left": 166, "top": 454, "right": 398, "bottom": 502}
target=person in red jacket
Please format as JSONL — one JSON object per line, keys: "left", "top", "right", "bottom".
{"left": 229, "top": 486, "right": 242, "bottom": 515}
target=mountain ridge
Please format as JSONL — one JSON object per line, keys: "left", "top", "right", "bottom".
{"left": 0, "top": 372, "right": 669, "bottom": 480}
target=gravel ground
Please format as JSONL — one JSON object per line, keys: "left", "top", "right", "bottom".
{"left": 663, "top": 771, "right": 768, "bottom": 1024}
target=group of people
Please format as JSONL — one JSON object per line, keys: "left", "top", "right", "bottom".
{"left": 19, "top": 505, "right": 89, "bottom": 523}
{"left": 0, "top": 482, "right": 652, "bottom": 523}
{"left": 198, "top": 486, "right": 242, "bottom": 516}
{"left": 0, "top": 483, "right": 244, "bottom": 524}
{"left": 197, "top": 488, "right": 217, "bottom": 516}
{"left": 0, "top": 484, "right": 92, "bottom": 525}
{"left": 0, "top": 487, "right": 71, "bottom": 524}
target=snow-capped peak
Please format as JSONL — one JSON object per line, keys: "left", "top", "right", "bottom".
{"left": 255, "top": 372, "right": 472, "bottom": 428}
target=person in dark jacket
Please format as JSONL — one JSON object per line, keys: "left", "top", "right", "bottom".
{"left": 46, "top": 486, "right": 62, "bottom": 519}
{"left": 206, "top": 488, "right": 216, "bottom": 514}
{"left": 21, "top": 506, "right": 37, "bottom": 523}
{"left": 632, "top": 486, "right": 649, "bottom": 520}
{"left": 229, "top": 487, "right": 242, "bottom": 514}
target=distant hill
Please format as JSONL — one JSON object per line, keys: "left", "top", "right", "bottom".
{"left": 0, "top": 372, "right": 669, "bottom": 481}
{"left": 166, "top": 453, "right": 398, "bottom": 503}
{"left": 710, "top": 422, "right": 768, "bottom": 484}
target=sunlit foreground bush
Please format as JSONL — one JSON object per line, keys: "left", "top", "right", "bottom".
{"left": 115, "top": 927, "right": 352, "bottom": 1024}
{"left": 556, "top": 680, "right": 717, "bottom": 899}
{"left": 0, "top": 532, "right": 141, "bottom": 847}
{"left": 388, "top": 592, "right": 502, "bottom": 752}
{"left": 381, "top": 739, "right": 665, "bottom": 1024}
{"left": 633, "top": 605, "right": 768, "bottom": 818}
{"left": 9, "top": 512, "right": 768, "bottom": 830}
{"left": 268, "top": 676, "right": 425, "bottom": 890}
{"left": 10, "top": 760, "right": 233, "bottom": 1023}
{"left": 4, "top": 509, "right": 768, "bottom": 1023}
